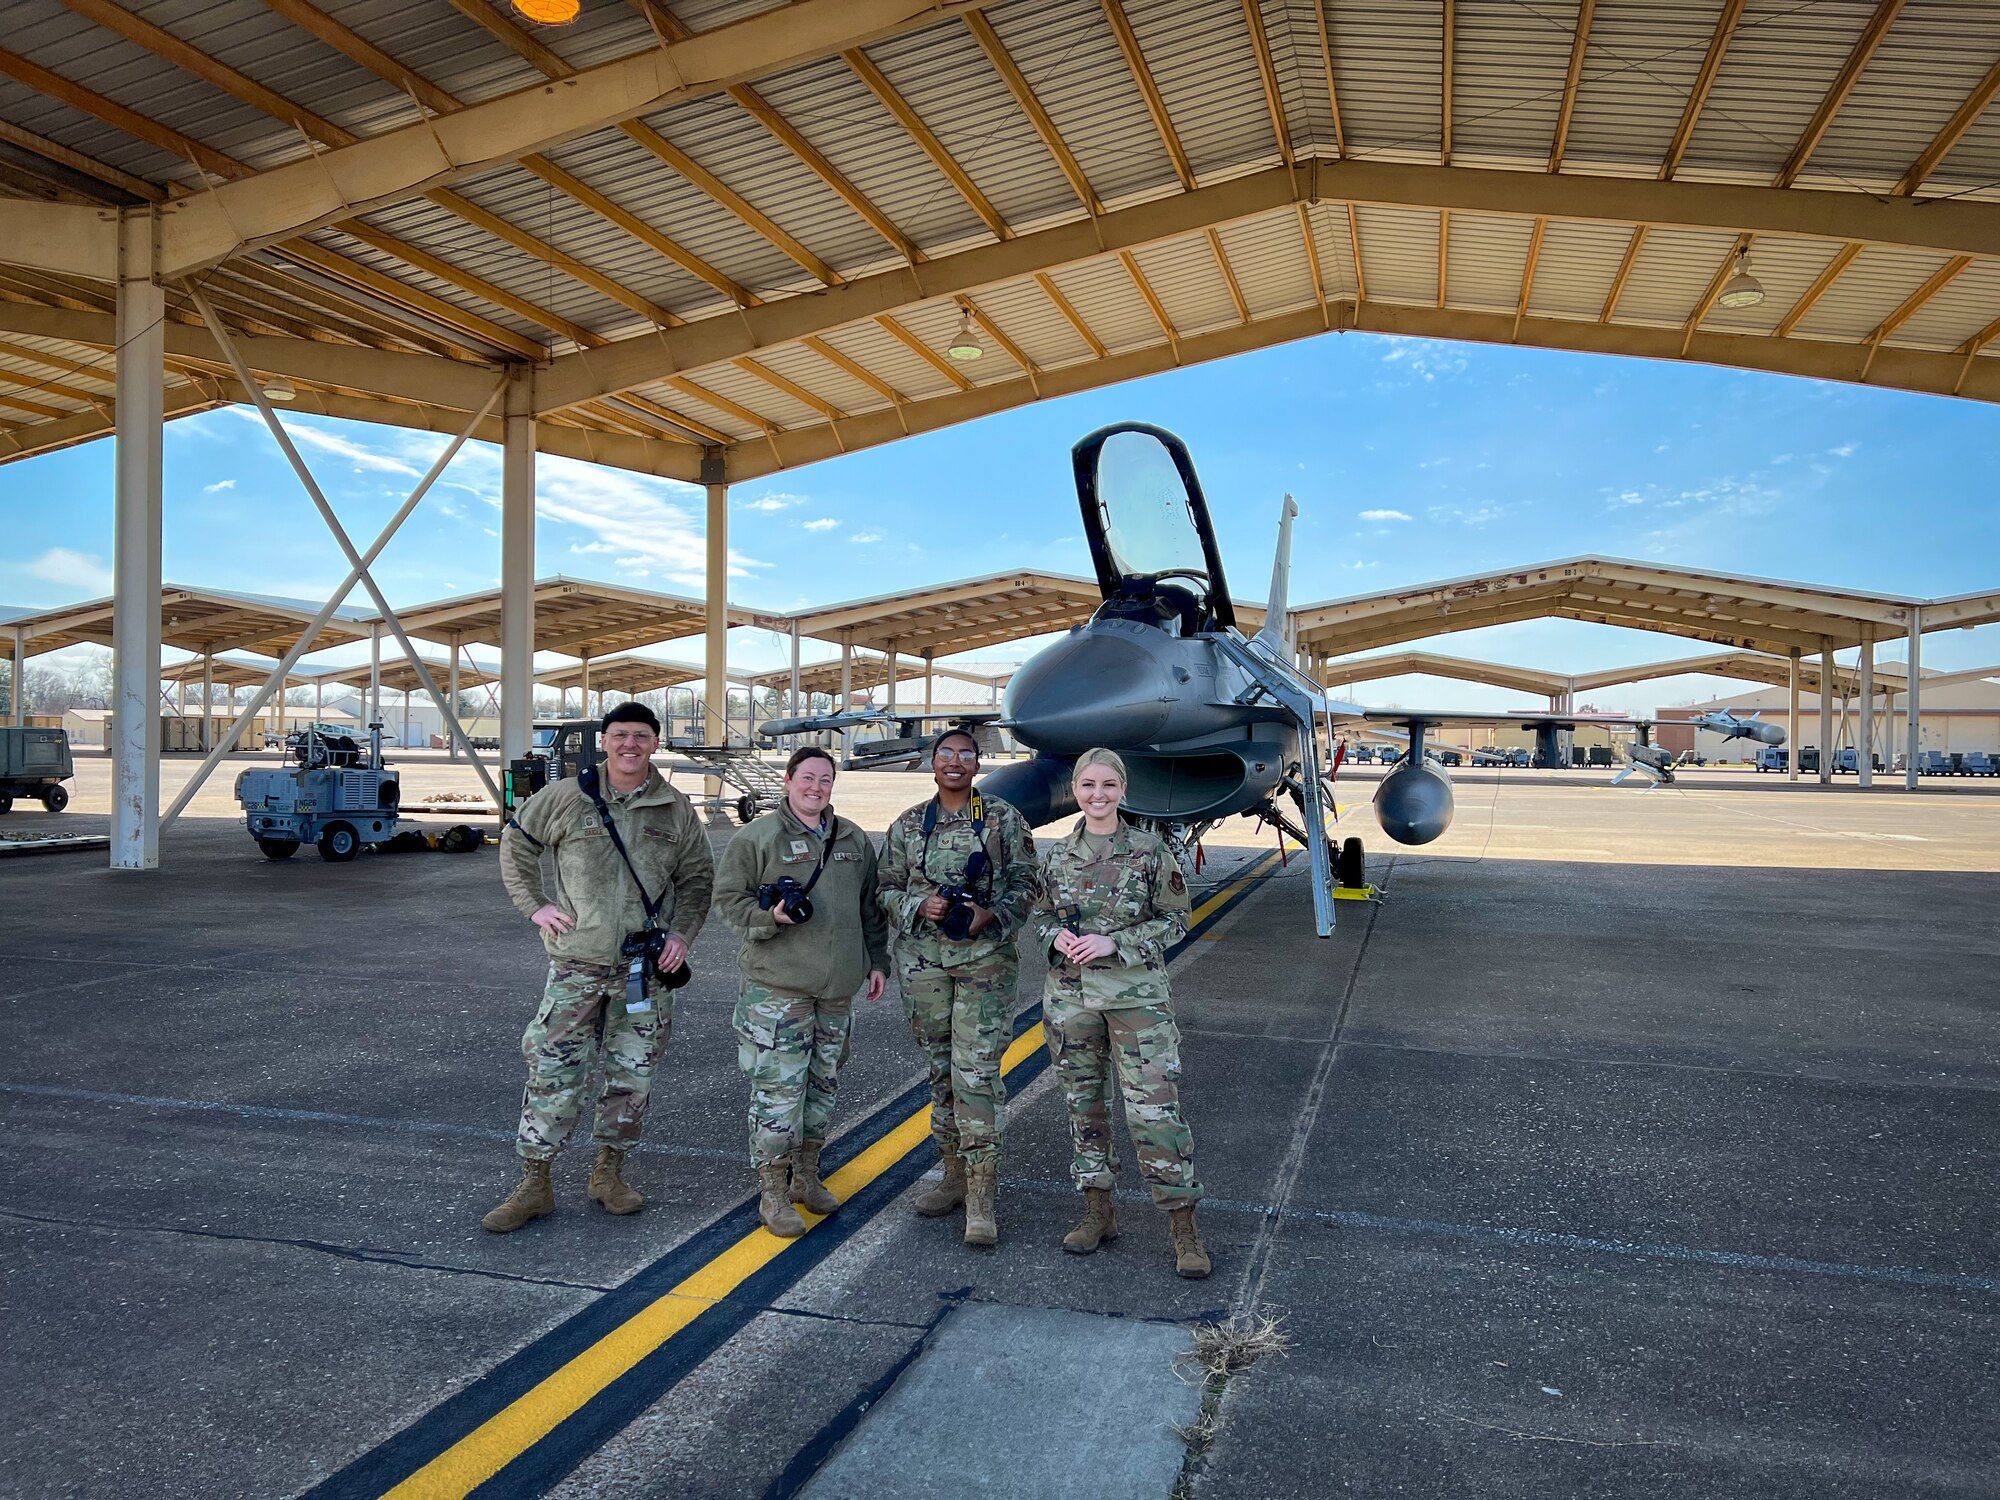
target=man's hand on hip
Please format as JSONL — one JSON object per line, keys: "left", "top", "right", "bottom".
{"left": 531, "top": 903, "right": 574, "bottom": 936}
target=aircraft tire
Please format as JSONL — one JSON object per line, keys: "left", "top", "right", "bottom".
{"left": 1336, "top": 836, "right": 1366, "bottom": 889}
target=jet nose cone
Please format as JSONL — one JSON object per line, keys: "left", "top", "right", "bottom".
{"left": 1004, "top": 628, "right": 1174, "bottom": 755}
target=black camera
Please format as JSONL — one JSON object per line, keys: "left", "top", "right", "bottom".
{"left": 757, "top": 877, "right": 815, "bottom": 925}
{"left": 936, "top": 884, "right": 980, "bottom": 941}
{"left": 621, "top": 927, "right": 692, "bottom": 992}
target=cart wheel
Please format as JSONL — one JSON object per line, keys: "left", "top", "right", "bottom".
{"left": 0, "top": 795, "right": 11, "bottom": 815}
{"left": 40, "top": 784, "right": 69, "bottom": 813}
{"left": 1335, "top": 836, "right": 1366, "bottom": 888}
{"left": 317, "top": 822, "right": 360, "bottom": 862}
{"left": 735, "top": 794, "right": 757, "bottom": 825}
{"left": 258, "top": 838, "right": 300, "bottom": 860}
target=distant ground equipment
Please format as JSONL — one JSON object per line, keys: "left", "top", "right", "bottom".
{"left": 234, "top": 722, "right": 400, "bottom": 861}
{"left": 0, "top": 726, "right": 73, "bottom": 813}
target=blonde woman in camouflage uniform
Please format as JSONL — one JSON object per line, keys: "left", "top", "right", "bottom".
{"left": 1033, "top": 747, "right": 1209, "bottom": 1278}
{"left": 488, "top": 703, "right": 713, "bottom": 1233}
{"left": 878, "top": 729, "right": 1039, "bottom": 1247}
{"left": 715, "top": 747, "right": 889, "bottom": 1238}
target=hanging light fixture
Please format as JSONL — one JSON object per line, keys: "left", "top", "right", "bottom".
{"left": 945, "top": 307, "right": 985, "bottom": 362}
{"left": 512, "top": 0, "right": 581, "bottom": 24}
{"left": 1716, "top": 248, "right": 1765, "bottom": 310}
{"left": 259, "top": 373, "right": 297, "bottom": 402}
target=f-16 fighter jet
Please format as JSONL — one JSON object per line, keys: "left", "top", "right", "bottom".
{"left": 1690, "top": 707, "right": 1787, "bottom": 746}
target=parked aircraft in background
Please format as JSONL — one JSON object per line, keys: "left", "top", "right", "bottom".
{"left": 755, "top": 707, "right": 999, "bottom": 770}
{"left": 1691, "top": 708, "right": 1786, "bottom": 746}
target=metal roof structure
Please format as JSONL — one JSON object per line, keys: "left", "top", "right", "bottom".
{"left": 1317, "top": 649, "right": 1568, "bottom": 699}
{"left": 1292, "top": 557, "right": 2000, "bottom": 661}
{"left": 1316, "top": 645, "right": 1941, "bottom": 702}
{"left": 13, "top": 0, "right": 2000, "bottom": 475}
{"left": 781, "top": 571, "right": 1106, "bottom": 657}
{"left": 161, "top": 651, "right": 309, "bottom": 691}
{"left": 389, "top": 575, "right": 756, "bottom": 656}
{"left": 533, "top": 652, "right": 708, "bottom": 694}
{"left": 737, "top": 652, "right": 1011, "bottom": 696}
{"left": 322, "top": 652, "right": 503, "bottom": 693}
{"left": 6, "top": 585, "right": 376, "bottom": 657}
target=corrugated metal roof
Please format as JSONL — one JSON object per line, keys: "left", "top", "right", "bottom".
{"left": 4, "top": 0, "right": 2000, "bottom": 476}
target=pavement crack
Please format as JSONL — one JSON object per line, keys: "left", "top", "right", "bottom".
{"left": 768, "top": 1306, "right": 930, "bottom": 1332}
{"left": 0, "top": 1206, "right": 613, "bottom": 1292}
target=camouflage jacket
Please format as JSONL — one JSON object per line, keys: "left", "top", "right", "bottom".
{"left": 500, "top": 769, "right": 713, "bottom": 968}
{"left": 877, "top": 791, "right": 1038, "bottom": 975}
{"left": 1032, "top": 820, "right": 1191, "bottom": 1010}
{"left": 714, "top": 801, "right": 889, "bottom": 999}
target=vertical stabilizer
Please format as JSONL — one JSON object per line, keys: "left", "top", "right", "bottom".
{"left": 1252, "top": 494, "right": 1297, "bottom": 654}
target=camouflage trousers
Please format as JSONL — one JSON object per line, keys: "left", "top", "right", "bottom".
{"left": 515, "top": 959, "right": 673, "bottom": 1162}
{"left": 1044, "top": 997, "right": 1202, "bottom": 1205}
{"left": 733, "top": 984, "right": 855, "bottom": 1169}
{"left": 900, "top": 957, "right": 1017, "bottom": 1165}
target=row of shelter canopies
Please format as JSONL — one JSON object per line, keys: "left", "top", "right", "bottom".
{"left": 5, "top": 555, "right": 1996, "bottom": 816}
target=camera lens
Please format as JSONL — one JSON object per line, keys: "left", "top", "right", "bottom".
{"left": 786, "top": 894, "right": 814, "bottom": 924}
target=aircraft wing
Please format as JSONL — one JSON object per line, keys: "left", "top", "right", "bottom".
{"left": 1326, "top": 704, "right": 1649, "bottom": 731}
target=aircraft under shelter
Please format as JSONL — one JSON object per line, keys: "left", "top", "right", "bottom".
{"left": 6, "top": 0, "right": 2000, "bottom": 869}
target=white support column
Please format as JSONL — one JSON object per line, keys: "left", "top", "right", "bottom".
{"left": 110, "top": 210, "right": 164, "bottom": 871}
{"left": 368, "top": 624, "right": 382, "bottom": 728}
{"left": 1818, "top": 639, "right": 1834, "bottom": 784}
{"left": 448, "top": 641, "right": 460, "bottom": 763}
{"left": 578, "top": 650, "right": 592, "bottom": 720}
{"left": 315, "top": 677, "right": 323, "bottom": 723}
{"left": 704, "top": 469, "right": 728, "bottom": 785}
{"left": 201, "top": 651, "right": 215, "bottom": 752}
{"left": 501, "top": 365, "right": 536, "bottom": 769}
{"left": 276, "top": 674, "right": 287, "bottom": 740}
{"left": 886, "top": 639, "right": 900, "bottom": 715}
{"left": 789, "top": 621, "right": 802, "bottom": 716}
{"left": 839, "top": 636, "right": 852, "bottom": 711}
{"left": 9, "top": 627, "right": 24, "bottom": 723}
{"left": 923, "top": 651, "right": 935, "bottom": 716}
{"left": 1787, "top": 649, "right": 1801, "bottom": 782}
{"left": 1905, "top": 606, "right": 1922, "bottom": 789}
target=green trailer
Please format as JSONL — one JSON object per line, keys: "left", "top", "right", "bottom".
{"left": 0, "top": 726, "right": 74, "bottom": 813}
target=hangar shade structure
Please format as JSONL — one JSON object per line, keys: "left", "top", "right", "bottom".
{"left": 8, "top": 0, "right": 2000, "bottom": 862}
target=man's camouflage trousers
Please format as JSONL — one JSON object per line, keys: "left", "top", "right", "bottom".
{"left": 733, "top": 983, "right": 855, "bottom": 1168}
{"left": 900, "top": 956, "right": 1017, "bottom": 1165}
{"left": 515, "top": 959, "right": 673, "bottom": 1161}
{"left": 1044, "top": 996, "right": 1202, "bottom": 1205}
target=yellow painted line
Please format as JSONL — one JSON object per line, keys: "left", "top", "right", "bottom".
{"left": 383, "top": 847, "right": 1282, "bottom": 1498}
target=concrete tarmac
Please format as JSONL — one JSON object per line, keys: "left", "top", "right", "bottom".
{"left": 1, "top": 762, "right": 1995, "bottom": 1498}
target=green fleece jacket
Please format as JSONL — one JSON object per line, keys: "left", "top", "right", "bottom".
{"left": 499, "top": 769, "right": 713, "bottom": 967}
{"left": 714, "top": 802, "right": 889, "bottom": 998}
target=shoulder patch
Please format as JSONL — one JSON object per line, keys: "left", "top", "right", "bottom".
{"left": 1169, "top": 867, "right": 1187, "bottom": 896}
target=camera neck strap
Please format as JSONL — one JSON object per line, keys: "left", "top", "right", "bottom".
{"left": 920, "top": 791, "right": 992, "bottom": 893}
{"left": 578, "top": 765, "right": 667, "bottom": 929}
{"left": 790, "top": 809, "right": 838, "bottom": 899}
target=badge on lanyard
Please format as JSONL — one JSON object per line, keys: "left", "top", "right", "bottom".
{"left": 789, "top": 838, "right": 810, "bottom": 858}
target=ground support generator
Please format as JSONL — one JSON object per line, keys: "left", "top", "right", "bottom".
{"left": 0, "top": 726, "right": 74, "bottom": 813}
{"left": 234, "top": 723, "right": 400, "bottom": 861}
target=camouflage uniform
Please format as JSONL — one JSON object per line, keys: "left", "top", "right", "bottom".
{"left": 714, "top": 802, "right": 888, "bottom": 1167}
{"left": 498, "top": 768, "right": 713, "bottom": 1162}
{"left": 878, "top": 792, "right": 1039, "bottom": 1164}
{"left": 1033, "top": 821, "right": 1202, "bottom": 1205}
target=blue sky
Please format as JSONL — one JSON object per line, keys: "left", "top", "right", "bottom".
{"left": 4, "top": 328, "right": 1996, "bottom": 712}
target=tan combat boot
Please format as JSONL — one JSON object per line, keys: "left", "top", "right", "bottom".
{"left": 789, "top": 1140, "right": 840, "bottom": 1216}
{"left": 587, "top": 1146, "right": 643, "bottom": 1215}
{"left": 758, "top": 1163, "right": 805, "bottom": 1238}
{"left": 963, "top": 1160, "right": 999, "bottom": 1247}
{"left": 1062, "top": 1188, "right": 1118, "bottom": 1255}
{"left": 481, "top": 1157, "right": 554, "bottom": 1233}
{"left": 911, "top": 1149, "right": 967, "bottom": 1217}
{"left": 1168, "top": 1205, "right": 1211, "bottom": 1279}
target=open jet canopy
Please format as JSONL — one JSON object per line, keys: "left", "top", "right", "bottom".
{"left": 1073, "top": 423, "right": 1236, "bottom": 633}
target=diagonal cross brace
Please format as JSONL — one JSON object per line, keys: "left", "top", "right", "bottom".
{"left": 159, "top": 331, "right": 506, "bottom": 828}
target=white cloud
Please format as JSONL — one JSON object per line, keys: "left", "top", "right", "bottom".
{"left": 1358, "top": 508, "right": 1412, "bottom": 523}
{"left": 801, "top": 517, "right": 839, "bottom": 532}
{"left": 228, "top": 408, "right": 425, "bottom": 477}
{"left": 1375, "top": 337, "right": 1467, "bottom": 382}
{"left": 1829, "top": 442, "right": 1857, "bottom": 458}
{"left": 27, "top": 547, "right": 112, "bottom": 595}
{"left": 202, "top": 478, "right": 237, "bottom": 493}
{"left": 739, "top": 490, "right": 807, "bottom": 512}
{"left": 850, "top": 531, "right": 884, "bottom": 544}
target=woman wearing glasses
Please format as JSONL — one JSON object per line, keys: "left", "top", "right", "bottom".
{"left": 1033, "top": 747, "right": 1208, "bottom": 1277}
{"left": 878, "top": 728, "right": 1040, "bottom": 1247}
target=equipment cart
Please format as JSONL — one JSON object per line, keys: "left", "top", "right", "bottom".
{"left": 0, "top": 726, "right": 74, "bottom": 813}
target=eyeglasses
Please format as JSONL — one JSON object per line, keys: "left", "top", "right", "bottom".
{"left": 933, "top": 748, "right": 980, "bottom": 763}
